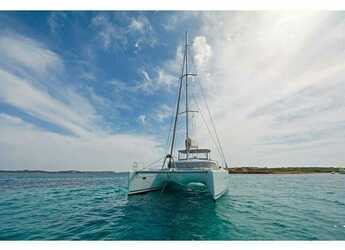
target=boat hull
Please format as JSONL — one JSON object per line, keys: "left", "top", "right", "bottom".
{"left": 128, "top": 169, "right": 228, "bottom": 200}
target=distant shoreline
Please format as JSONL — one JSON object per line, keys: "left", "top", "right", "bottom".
{"left": 0, "top": 167, "right": 343, "bottom": 174}
{"left": 0, "top": 170, "right": 126, "bottom": 174}
{"left": 226, "top": 167, "right": 344, "bottom": 174}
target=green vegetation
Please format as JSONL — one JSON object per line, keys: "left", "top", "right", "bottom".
{"left": 226, "top": 167, "right": 343, "bottom": 174}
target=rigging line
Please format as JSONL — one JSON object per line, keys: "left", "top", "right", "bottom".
{"left": 191, "top": 93, "right": 223, "bottom": 162}
{"left": 188, "top": 40, "right": 227, "bottom": 166}
{"left": 143, "top": 155, "right": 166, "bottom": 169}
{"left": 196, "top": 77, "right": 229, "bottom": 167}
{"left": 191, "top": 93, "right": 224, "bottom": 163}
{"left": 162, "top": 36, "right": 188, "bottom": 169}
{"left": 162, "top": 40, "right": 187, "bottom": 170}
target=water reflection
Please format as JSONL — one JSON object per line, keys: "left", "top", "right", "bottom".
{"left": 115, "top": 183, "right": 233, "bottom": 240}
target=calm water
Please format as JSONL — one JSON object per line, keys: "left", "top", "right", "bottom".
{"left": 0, "top": 172, "right": 344, "bottom": 240}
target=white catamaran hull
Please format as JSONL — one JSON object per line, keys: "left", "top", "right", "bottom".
{"left": 128, "top": 169, "right": 228, "bottom": 200}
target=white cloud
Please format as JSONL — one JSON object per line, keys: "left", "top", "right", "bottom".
{"left": 0, "top": 32, "right": 163, "bottom": 171}
{"left": 0, "top": 71, "right": 162, "bottom": 170}
{"left": 0, "top": 68, "right": 98, "bottom": 137}
{"left": 91, "top": 14, "right": 127, "bottom": 50}
{"left": 129, "top": 15, "right": 157, "bottom": 50}
{"left": 188, "top": 11, "right": 345, "bottom": 166}
{"left": 91, "top": 14, "right": 157, "bottom": 51}
{"left": 135, "top": 45, "right": 183, "bottom": 94}
{"left": 162, "top": 12, "right": 198, "bottom": 31}
{"left": 138, "top": 114, "right": 146, "bottom": 126}
{"left": 157, "top": 69, "right": 176, "bottom": 88}
{"left": 192, "top": 36, "right": 212, "bottom": 71}
{"left": 0, "top": 114, "right": 161, "bottom": 171}
{"left": 136, "top": 69, "right": 154, "bottom": 93}
{"left": 0, "top": 113, "right": 23, "bottom": 125}
{"left": 129, "top": 17, "right": 146, "bottom": 33}
{"left": 154, "top": 104, "right": 173, "bottom": 122}
{"left": 0, "top": 33, "right": 63, "bottom": 75}
{"left": 136, "top": 67, "right": 178, "bottom": 95}
{"left": 163, "top": 15, "right": 179, "bottom": 31}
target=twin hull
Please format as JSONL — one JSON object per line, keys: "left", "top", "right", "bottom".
{"left": 128, "top": 169, "right": 228, "bottom": 200}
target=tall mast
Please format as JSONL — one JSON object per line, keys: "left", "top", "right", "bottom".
{"left": 185, "top": 32, "right": 189, "bottom": 157}
{"left": 165, "top": 32, "right": 196, "bottom": 168}
{"left": 167, "top": 36, "right": 187, "bottom": 168}
{"left": 163, "top": 32, "right": 228, "bottom": 169}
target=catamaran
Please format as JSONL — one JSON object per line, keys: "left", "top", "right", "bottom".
{"left": 127, "top": 33, "right": 229, "bottom": 200}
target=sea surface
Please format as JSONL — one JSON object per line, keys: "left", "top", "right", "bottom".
{"left": 0, "top": 172, "right": 344, "bottom": 240}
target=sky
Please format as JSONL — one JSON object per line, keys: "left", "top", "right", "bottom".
{"left": 0, "top": 11, "right": 344, "bottom": 171}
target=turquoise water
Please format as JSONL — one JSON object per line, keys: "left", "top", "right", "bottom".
{"left": 0, "top": 172, "right": 344, "bottom": 240}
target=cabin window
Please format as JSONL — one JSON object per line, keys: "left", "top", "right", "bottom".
{"left": 191, "top": 153, "right": 197, "bottom": 159}
{"left": 178, "top": 151, "right": 209, "bottom": 160}
{"left": 178, "top": 152, "right": 187, "bottom": 160}
{"left": 198, "top": 152, "right": 209, "bottom": 160}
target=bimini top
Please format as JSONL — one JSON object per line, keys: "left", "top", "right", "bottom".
{"left": 178, "top": 148, "right": 211, "bottom": 154}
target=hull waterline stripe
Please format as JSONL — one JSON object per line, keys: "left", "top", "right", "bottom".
{"left": 128, "top": 186, "right": 162, "bottom": 195}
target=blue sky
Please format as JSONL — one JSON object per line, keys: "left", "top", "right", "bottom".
{"left": 0, "top": 11, "right": 345, "bottom": 170}
{"left": 0, "top": 12, "right": 189, "bottom": 133}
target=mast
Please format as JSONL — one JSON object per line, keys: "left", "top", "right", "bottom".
{"left": 185, "top": 32, "right": 190, "bottom": 158}
{"left": 166, "top": 35, "right": 187, "bottom": 168}
{"left": 162, "top": 32, "right": 229, "bottom": 169}
{"left": 165, "top": 32, "right": 196, "bottom": 168}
